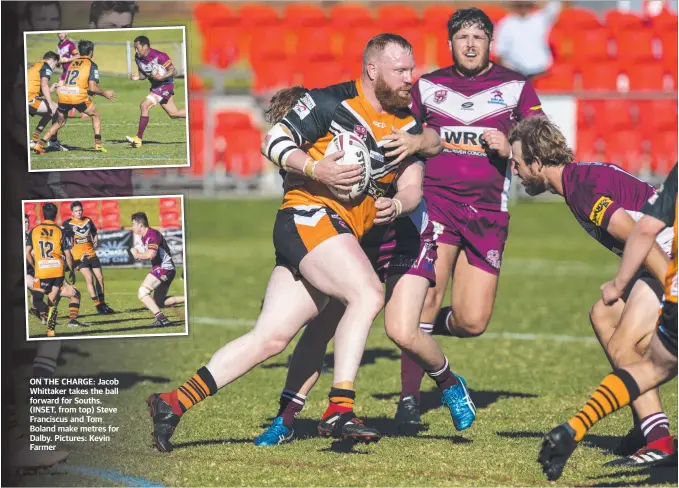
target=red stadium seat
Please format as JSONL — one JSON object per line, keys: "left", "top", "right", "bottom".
{"left": 533, "top": 63, "right": 575, "bottom": 92}
{"left": 604, "top": 129, "right": 647, "bottom": 172}
{"left": 477, "top": 4, "right": 507, "bottom": 24}
{"left": 329, "top": 3, "right": 373, "bottom": 29}
{"left": 283, "top": 3, "right": 328, "bottom": 28}
{"left": 160, "top": 209, "right": 182, "bottom": 229}
{"left": 377, "top": 4, "right": 421, "bottom": 28}
{"left": 188, "top": 74, "right": 205, "bottom": 92}
{"left": 649, "top": 131, "right": 678, "bottom": 174}
{"left": 638, "top": 100, "right": 678, "bottom": 133}
{"left": 576, "top": 99, "right": 603, "bottom": 130}
{"left": 659, "top": 31, "right": 678, "bottom": 63}
{"left": 575, "top": 129, "right": 606, "bottom": 162}
{"left": 571, "top": 28, "right": 612, "bottom": 69}
{"left": 613, "top": 28, "right": 656, "bottom": 62}
{"left": 159, "top": 198, "right": 179, "bottom": 210}
{"left": 548, "top": 27, "right": 576, "bottom": 63}
{"left": 601, "top": 99, "right": 636, "bottom": 131}
{"left": 252, "top": 56, "right": 296, "bottom": 94}
{"left": 224, "top": 128, "right": 265, "bottom": 178}
{"left": 578, "top": 61, "right": 621, "bottom": 91}
{"left": 100, "top": 212, "right": 121, "bottom": 231}
{"left": 651, "top": 8, "right": 678, "bottom": 33}
{"left": 555, "top": 6, "right": 602, "bottom": 30}
{"left": 189, "top": 126, "right": 205, "bottom": 176}
{"left": 299, "top": 56, "right": 345, "bottom": 88}
{"left": 422, "top": 5, "right": 456, "bottom": 34}
{"left": 604, "top": 9, "right": 646, "bottom": 31}
{"left": 101, "top": 200, "right": 119, "bottom": 213}
{"left": 201, "top": 27, "right": 240, "bottom": 69}
{"left": 216, "top": 111, "right": 255, "bottom": 131}
{"left": 60, "top": 201, "right": 72, "bottom": 219}
{"left": 24, "top": 202, "right": 37, "bottom": 217}
{"left": 624, "top": 61, "right": 667, "bottom": 91}
{"left": 27, "top": 214, "right": 38, "bottom": 229}
{"left": 294, "top": 26, "right": 338, "bottom": 59}
{"left": 82, "top": 201, "right": 101, "bottom": 226}
{"left": 194, "top": 3, "right": 235, "bottom": 34}
{"left": 238, "top": 3, "right": 278, "bottom": 27}
{"left": 388, "top": 26, "right": 427, "bottom": 68}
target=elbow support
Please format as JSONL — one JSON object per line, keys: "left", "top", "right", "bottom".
{"left": 264, "top": 123, "right": 299, "bottom": 168}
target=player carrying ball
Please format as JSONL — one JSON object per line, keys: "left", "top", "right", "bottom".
{"left": 125, "top": 35, "right": 186, "bottom": 148}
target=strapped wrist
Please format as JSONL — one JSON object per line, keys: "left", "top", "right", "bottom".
{"left": 393, "top": 198, "right": 403, "bottom": 216}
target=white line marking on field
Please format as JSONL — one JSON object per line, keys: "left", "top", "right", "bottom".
{"left": 191, "top": 316, "right": 599, "bottom": 343}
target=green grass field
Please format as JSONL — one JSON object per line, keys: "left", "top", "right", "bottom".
{"left": 27, "top": 77, "right": 188, "bottom": 171}
{"left": 27, "top": 267, "right": 186, "bottom": 339}
{"left": 16, "top": 200, "right": 678, "bottom": 487}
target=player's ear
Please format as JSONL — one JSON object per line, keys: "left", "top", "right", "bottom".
{"left": 448, "top": 39, "right": 453, "bottom": 53}
{"left": 366, "top": 62, "right": 377, "bottom": 81}
{"left": 534, "top": 157, "right": 544, "bottom": 172}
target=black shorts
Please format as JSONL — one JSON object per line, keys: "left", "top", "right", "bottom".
{"left": 273, "top": 206, "right": 354, "bottom": 272}
{"left": 75, "top": 255, "right": 102, "bottom": 269}
{"left": 657, "top": 300, "right": 677, "bottom": 356}
{"left": 58, "top": 101, "right": 90, "bottom": 114}
{"left": 32, "top": 276, "right": 65, "bottom": 293}
{"left": 622, "top": 268, "right": 664, "bottom": 302}
{"left": 28, "top": 96, "right": 49, "bottom": 116}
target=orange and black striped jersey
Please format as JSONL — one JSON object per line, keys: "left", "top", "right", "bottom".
{"left": 26, "top": 220, "right": 71, "bottom": 279}
{"left": 642, "top": 163, "right": 677, "bottom": 303}
{"left": 279, "top": 79, "right": 423, "bottom": 239}
{"left": 62, "top": 216, "right": 97, "bottom": 260}
{"left": 58, "top": 56, "right": 99, "bottom": 104}
{"left": 27, "top": 60, "right": 54, "bottom": 100}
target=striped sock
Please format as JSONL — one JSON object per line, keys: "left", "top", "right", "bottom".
{"left": 426, "top": 357, "right": 459, "bottom": 391}
{"left": 33, "top": 355, "right": 58, "bottom": 378}
{"left": 69, "top": 302, "right": 80, "bottom": 320}
{"left": 92, "top": 296, "right": 101, "bottom": 307}
{"left": 567, "top": 369, "right": 642, "bottom": 441}
{"left": 322, "top": 386, "right": 355, "bottom": 420}
{"left": 277, "top": 389, "right": 306, "bottom": 427}
{"left": 432, "top": 307, "right": 455, "bottom": 336}
{"left": 641, "top": 412, "right": 671, "bottom": 444}
{"left": 400, "top": 323, "right": 431, "bottom": 401}
{"left": 161, "top": 366, "right": 218, "bottom": 416}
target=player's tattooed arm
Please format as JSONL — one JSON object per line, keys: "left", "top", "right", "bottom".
{"left": 602, "top": 213, "right": 669, "bottom": 305}
{"left": 155, "top": 65, "right": 176, "bottom": 82}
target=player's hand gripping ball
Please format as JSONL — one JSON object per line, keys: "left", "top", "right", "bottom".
{"left": 323, "top": 132, "right": 371, "bottom": 202}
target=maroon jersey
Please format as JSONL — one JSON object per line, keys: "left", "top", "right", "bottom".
{"left": 135, "top": 48, "right": 174, "bottom": 89}
{"left": 562, "top": 162, "right": 657, "bottom": 255}
{"left": 57, "top": 38, "right": 78, "bottom": 74}
{"left": 412, "top": 64, "right": 543, "bottom": 211}
{"left": 141, "top": 227, "right": 174, "bottom": 269}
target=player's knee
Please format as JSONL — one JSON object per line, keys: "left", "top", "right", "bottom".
{"left": 138, "top": 285, "right": 153, "bottom": 301}
{"left": 589, "top": 301, "right": 612, "bottom": 335}
{"left": 453, "top": 311, "right": 490, "bottom": 337}
{"left": 353, "top": 283, "right": 384, "bottom": 317}
{"left": 71, "top": 288, "right": 81, "bottom": 302}
{"left": 258, "top": 335, "right": 291, "bottom": 359}
{"left": 384, "top": 318, "right": 417, "bottom": 350}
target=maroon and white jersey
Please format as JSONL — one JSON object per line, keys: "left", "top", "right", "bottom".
{"left": 57, "top": 38, "right": 78, "bottom": 73}
{"left": 411, "top": 64, "right": 543, "bottom": 211}
{"left": 141, "top": 227, "right": 175, "bottom": 270}
{"left": 562, "top": 162, "right": 673, "bottom": 256}
{"left": 135, "top": 48, "right": 174, "bottom": 89}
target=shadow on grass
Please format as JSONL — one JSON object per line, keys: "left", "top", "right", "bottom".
{"left": 29, "top": 321, "right": 185, "bottom": 338}
{"left": 261, "top": 347, "right": 400, "bottom": 371}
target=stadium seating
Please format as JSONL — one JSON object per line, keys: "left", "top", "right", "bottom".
{"left": 533, "top": 63, "right": 575, "bottom": 91}
{"left": 223, "top": 128, "right": 265, "bottom": 179}
{"left": 160, "top": 197, "right": 179, "bottom": 210}
{"left": 604, "top": 9, "right": 646, "bottom": 31}
{"left": 578, "top": 61, "right": 621, "bottom": 91}
{"left": 160, "top": 209, "right": 182, "bottom": 229}
{"left": 25, "top": 202, "right": 38, "bottom": 228}
{"left": 101, "top": 211, "right": 121, "bottom": 231}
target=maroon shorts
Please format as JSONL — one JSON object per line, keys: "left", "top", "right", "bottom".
{"left": 426, "top": 196, "right": 509, "bottom": 276}
{"left": 361, "top": 204, "right": 437, "bottom": 286}
{"left": 150, "top": 266, "right": 176, "bottom": 284}
{"left": 150, "top": 83, "right": 174, "bottom": 103}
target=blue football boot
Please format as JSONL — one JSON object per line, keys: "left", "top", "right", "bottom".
{"left": 441, "top": 374, "right": 476, "bottom": 431}
{"left": 254, "top": 417, "right": 294, "bottom": 446}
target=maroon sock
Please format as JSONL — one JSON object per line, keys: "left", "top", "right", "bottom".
{"left": 277, "top": 389, "right": 306, "bottom": 427}
{"left": 640, "top": 412, "right": 671, "bottom": 444}
{"left": 137, "top": 116, "right": 149, "bottom": 139}
{"left": 426, "top": 357, "right": 459, "bottom": 392}
{"left": 400, "top": 350, "right": 425, "bottom": 402}
{"left": 432, "top": 307, "right": 455, "bottom": 336}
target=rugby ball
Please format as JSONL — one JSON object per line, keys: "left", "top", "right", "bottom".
{"left": 323, "top": 132, "right": 371, "bottom": 202}
{"left": 151, "top": 64, "right": 167, "bottom": 77}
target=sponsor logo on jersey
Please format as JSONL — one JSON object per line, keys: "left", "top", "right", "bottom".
{"left": 434, "top": 90, "right": 447, "bottom": 104}
{"left": 488, "top": 89, "right": 506, "bottom": 106}
{"left": 370, "top": 150, "right": 384, "bottom": 163}
{"left": 461, "top": 101, "right": 474, "bottom": 110}
{"left": 372, "top": 120, "right": 386, "bottom": 129}
{"left": 292, "top": 100, "right": 311, "bottom": 120}
{"left": 300, "top": 93, "right": 316, "bottom": 110}
{"left": 440, "top": 126, "right": 490, "bottom": 156}
{"left": 354, "top": 125, "right": 368, "bottom": 141}
{"left": 589, "top": 196, "right": 613, "bottom": 226}
{"left": 432, "top": 221, "right": 444, "bottom": 241}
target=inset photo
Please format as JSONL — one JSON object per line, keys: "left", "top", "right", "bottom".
{"left": 23, "top": 196, "right": 188, "bottom": 340}
{"left": 24, "top": 26, "right": 189, "bottom": 171}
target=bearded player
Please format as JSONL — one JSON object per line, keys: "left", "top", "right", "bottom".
{"left": 145, "top": 34, "right": 449, "bottom": 452}
{"left": 33, "top": 40, "right": 116, "bottom": 155}
{"left": 62, "top": 201, "right": 114, "bottom": 314}
{"left": 125, "top": 35, "right": 185, "bottom": 148}
{"left": 130, "top": 212, "right": 184, "bottom": 327}
{"left": 394, "top": 7, "right": 545, "bottom": 427}
{"left": 539, "top": 163, "right": 678, "bottom": 481}
{"left": 509, "top": 118, "right": 675, "bottom": 465}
